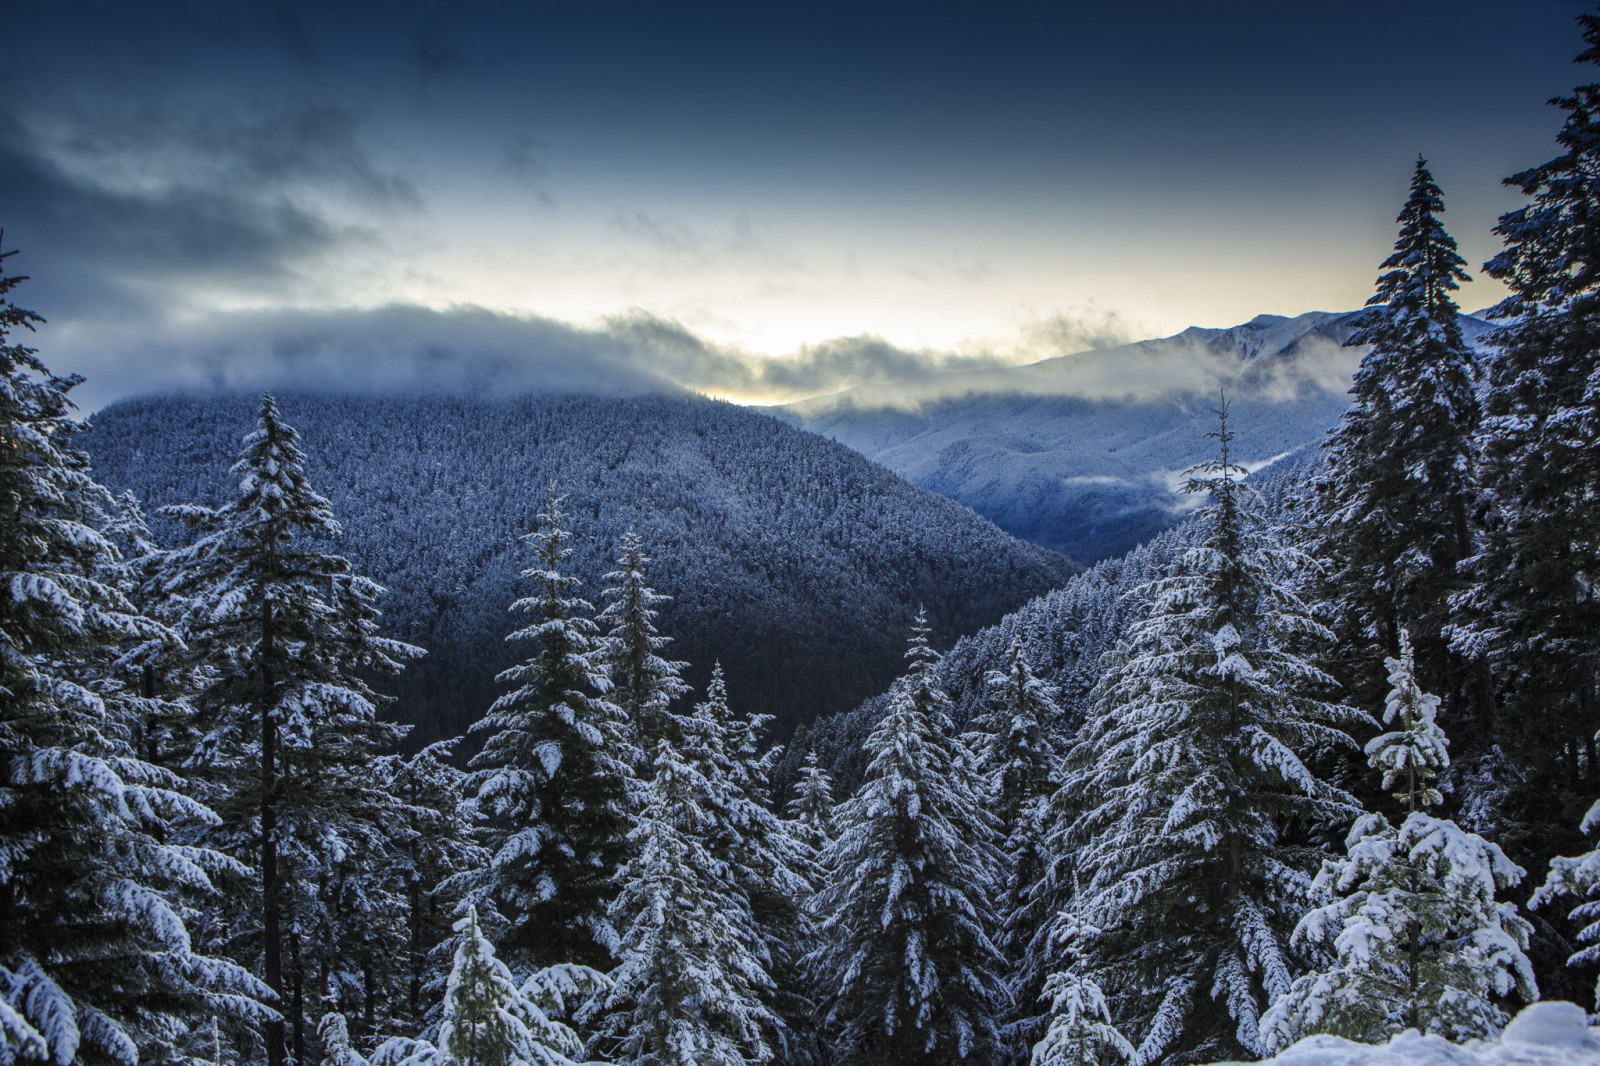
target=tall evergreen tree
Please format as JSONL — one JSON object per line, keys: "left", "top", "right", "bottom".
{"left": 679, "top": 666, "right": 816, "bottom": 1063}
{"left": 1262, "top": 633, "right": 1536, "bottom": 1048}
{"left": 0, "top": 242, "right": 267, "bottom": 1066}
{"left": 978, "top": 639, "right": 1064, "bottom": 1061}
{"left": 1532, "top": 798, "right": 1600, "bottom": 1013}
{"left": 786, "top": 750, "right": 835, "bottom": 861}
{"left": 452, "top": 490, "right": 637, "bottom": 974}
{"left": 807, "top": 612, "right": 1007, "bottom": 1065}
{"left": 1029, "top": 909, "right": 1133, "bottom": 1066}
{"left": 383, "top": 741, "right": 488, "bottom": 1030}
{"left": 1061, "top": 404, "right": 1365, "bottom": 1064}
{"left": 162, "top": 394, "right": 422, "bottom": 1066}
{"left": 1319, "top": 157, "right": 1483, "bottom": 728}
{"left": 598, "top": 531, "right": 690, "bottom": 752}
{"left": 598, "top": 721, "right": 776, "bottom": 1066}
{"left": 1452, "top": 13, "right": 1600, "bottom": 863}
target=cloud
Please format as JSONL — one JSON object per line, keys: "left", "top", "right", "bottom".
{"left": 0, "top": 101, "right": 416, "bottom": 318}
{"left": 50, "top": 304, "right": 674, "bottom": 413}
{"left": 611, "top": 210, "right": 700, "bottom": 256}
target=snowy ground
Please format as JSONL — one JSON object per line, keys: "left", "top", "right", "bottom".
{"left": 1210, "top": 1004, "right": 1600, "bottom": 1066}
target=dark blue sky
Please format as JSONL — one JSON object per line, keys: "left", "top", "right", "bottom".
{"left": 4, "top": 1, "right": 1592, "bottom": 405}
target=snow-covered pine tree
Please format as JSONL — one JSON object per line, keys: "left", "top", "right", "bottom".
{"left": 1318, "top": 158, "right": 1484, "bottom": 728}
{"left": 1030, "top": 909, "right": 1133, "bottom": 1066}
{"left": 786, "top": 750, "right": 835, "bottom": 860}
{"left": 978, "top": 639, "right": 1064, "bottom": 1061}
{"left": 598, "top": 531, "right": 690, "bottom": 753}
{"left": 0, "top": 242, "right": 267, "bottom": 1066}
{"left": 679, "top": 665, "right": 817, "bottom": 1063}
{"left": 452, "top": 489, "right": 637, "bottom": 974}
{"left": 438, "top": 909, "right": 588, "bottom": 1066}
{"left": 1262, "top": 633, "right": 1536, "bottom": 1048}
{"left": 161, "top": 393, "right": 423, "bottom": 1066}
{"left": 807, "top": 611, "right": 1007, "bottom": 1064}
{"left": 383, "top": 741, "right": 489, "bottom": 1029}
{"left": 598, "top": 722, "right": 776, "bottom": 1066}
{"left": 1061, "top": 402, "right": 1365, "bottom": 1064}
{"left": 1532, "top": 799, "right": 1600, "bottom": 1013}
{"left": 1452, "top": 12, "right": 1600, "bottom": 863}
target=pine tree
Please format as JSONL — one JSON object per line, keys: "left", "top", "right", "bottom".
{"left": 0, "top": 240, "right": 267, "bottom": 1066}
{"left": 1531, "top": 799, "right": 1600, "bottom": 1013}
{"left": 977, "top": 639, "right": 1063, "bottom": 1059}
{"left": 807, "top": 611, "right": 1007, "bottom": 1065}
{"left": 383, "top": 741, "right": 488, "bottom": 1030}
{"left": 1319, "top": 158, "right": 1483, "bottom": 730}
{"left": 1061, "top": 403, "right": 1365, "bottom": 1064}
{"left": 1261, "top": 633, "right": 1536, "bottom": 1048}
{"left": 599, "top": 727, "right": 777, "bottom": 1066}
{"left": 438, "top": 910, "right": 589, "bottom": 1066}
{"left": 162, "top": 393, "right": 422, "bottom": 1066}
{"left": 786, "top": 750, "right": 835, "bottom": 860}
{"left": 1452, "top": 12, "right": 1600, "bottom": 863}
{"left": 452, "top": 489, "right": 637, "bottom": 974}
{"left": 1030, "top": 910, "right": 1133, "bottom": 1066}
{"left": 680, "top": 665, "right": 817, "bottom": 1063}
{"left": 598, "top": 531, "right": 690, "bottom": 752}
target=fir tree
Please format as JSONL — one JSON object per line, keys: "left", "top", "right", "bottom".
{"left": 598, "top": 725, "right": 777, "bottom": 1066}
{"left": 1319, "top": 157, "right": 1483, "bottom": 729}
{"left": 1452, "top": 12, "right": 1600, "bottom": 863}
{"left": 0, "top": 241, "right": 267, "bottom": 1066}
{"left": 162, "top": 393, "right": 422, "bottom": 1066}
{"left": 786, "top": 750, "right": 835, "bottom": 860}
{"left": 453, "top": 489, "right": 637, "bottom": 974}
{"left": 681, "top": 666, "right": 817, "bottom": 1063}
{"left": 437, "top": 910, "right": 588, "bottom": 1066}
{"left": 807, "top": 611, "right": 1007, "bottom": 1065}
{"left": 597, "top": 531, "right": 690, "bottom": 752}
{"left": 1061, "top": 403, "right": 1365, "bottom": 1064}
{"left": 978, "top": 639, "right": 1063, "bottom": 1060}
{"left": 383, "top": 741, "right": 488, "bottom": 1029}
{"left": 1531, "top": 798, "right": 1600, "bottom": 1013}
{"left": 1261, "top": 633, "right": 1536, "bottom": 1048}
{"left": 1030, "top": 910, "right": 1133, "bottom": 1066}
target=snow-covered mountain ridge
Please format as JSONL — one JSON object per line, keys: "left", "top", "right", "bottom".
{"left": 80, "top": 391, "right": 1076, "bottom": 746}
{"left": 775, "top": 309, "right": 1496, "bottom": 564}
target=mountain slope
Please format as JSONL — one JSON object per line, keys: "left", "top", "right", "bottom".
{"left": 81, "top": 392, "right": 1076, "bottom": 745}
{"left": 779, "top": 310, "right": 1495, "bottom": 563}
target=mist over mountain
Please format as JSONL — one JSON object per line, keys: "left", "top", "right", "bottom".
{"left": 777, "top": 310, "right": 1497, "bottom": 563}
{"left": 80, "top": 391, "right": 1076, "bottom": 746}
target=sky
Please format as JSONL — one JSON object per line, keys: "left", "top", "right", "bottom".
{"left": 2, "top": 0, "right": 1592, "bottom": 409}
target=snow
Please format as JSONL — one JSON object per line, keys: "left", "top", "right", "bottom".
{"left": 1210, "top": 1004, "right": 1600, "bottom": 1066}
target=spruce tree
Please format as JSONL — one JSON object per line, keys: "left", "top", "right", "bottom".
{"left": 0, "top": 241, "right": 266, "bottom": 1066}
{"left": 1030, "top": 910, "right": 1133, "bottom": 1066}
{"left": 1061, "top": 403, "right": 1365, "bottom": 1064}
{"left": 1532, "top": 798, "right": 1600, "bottom": 1013}
{"left": 437, "top": 910, "right": 588, "bottom": 1066}
{"left": 786, "top": 750, "right": 835, "bottom": 860}
{"left": 162, "top": 393, "right": 422, "bottom": 1066}
{"left": 598, "top": 723, "right": 776, "bottom": 1066}
{"left": 978, "top": 639, "right": 1063, "bottom": 1060}
{"left": 598, "top": 531, "right": 690, "bottom": 752}
{"left": 383, "top": 741, "right": 488, "bottom": 1029}
{"left": 453, "top": 489, "right": 637, "bottom": 974}
{"left": 1261, "top": 633, "right": 1536, "bottom": 1048}
{"left": 807, "top": 612, "right": 1007, "bottom": 1065}
{"left": 1319, "top": 157, "right": 1483, "bottom": 729}
{"left": 1452, "top": 12, "right": 1600, "bottom": 863}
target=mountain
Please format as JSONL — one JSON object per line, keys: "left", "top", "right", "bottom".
{"left": 776, "top": 310, "right": 1496, "bottom": 564}
{"left": 80, "top": 392, "right": 1076, "bottom": 746}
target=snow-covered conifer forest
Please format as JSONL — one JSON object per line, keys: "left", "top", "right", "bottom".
{"left": 9, "top": 14, "right": 1600, "bottom": 1066}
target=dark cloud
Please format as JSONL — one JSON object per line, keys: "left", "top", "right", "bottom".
{"left": 0, "top": 101, "right": 415, "bottom": 317}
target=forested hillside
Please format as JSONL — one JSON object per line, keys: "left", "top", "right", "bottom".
{"left": 81, "top": 391, "right": 1076, "bottom": 744}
